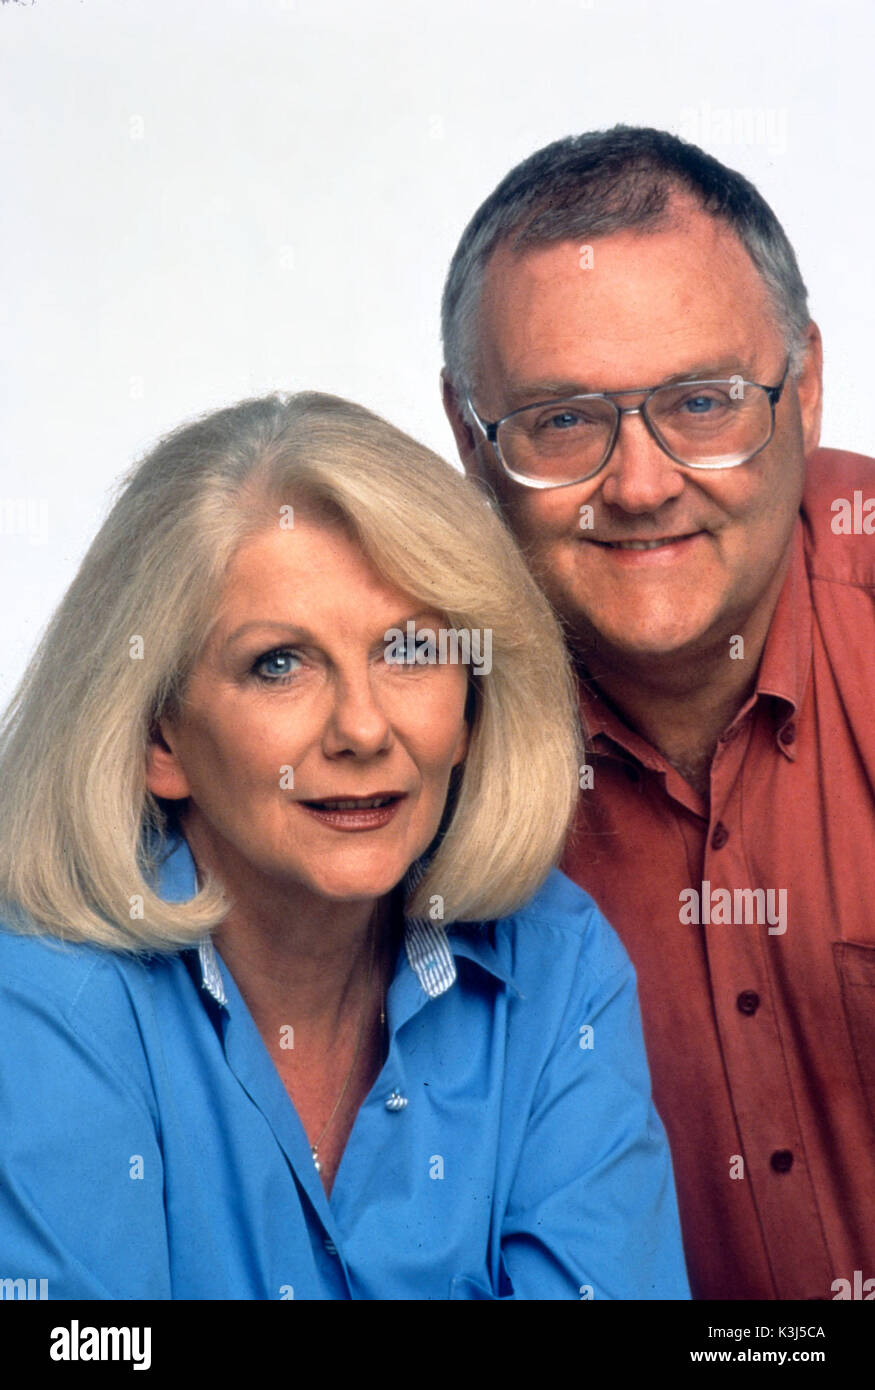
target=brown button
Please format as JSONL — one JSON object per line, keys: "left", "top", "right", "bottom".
{"left": 737, "top": 991, "right": 760, "bottom": 1016}
{"left": 711, "top": 822, "right": 729, "bottom": 849}
{"left": 779, "top": 724, "right": 796, "bottom": 745}
{"left": 770, "top": 1149, "right": 794, "bottom": 1173}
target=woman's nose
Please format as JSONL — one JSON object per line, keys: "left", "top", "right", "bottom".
{"left": 321, "top": 671, "right": 393, "bottom": 758}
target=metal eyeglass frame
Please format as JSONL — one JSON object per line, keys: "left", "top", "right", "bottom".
{"left": 465, "top": 359, "right": 791, "bottom": 490}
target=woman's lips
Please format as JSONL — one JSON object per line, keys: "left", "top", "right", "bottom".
{"left": 297, "top": 793, "right": 407, "bottom": 831}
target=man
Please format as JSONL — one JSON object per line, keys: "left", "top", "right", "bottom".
{"left": 440, "top": 126, "right": 875, "bottom": 1300}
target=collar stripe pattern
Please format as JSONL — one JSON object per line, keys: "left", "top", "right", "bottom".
{"left": 198, "top": 938, "right": 228, "bottom": 1006}
{"left": 400, "top": 855, "right": 457, "bottom": 999}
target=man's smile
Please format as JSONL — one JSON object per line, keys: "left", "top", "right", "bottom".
{"left": 580, "top": 531, "right": 709, "bottom": 563}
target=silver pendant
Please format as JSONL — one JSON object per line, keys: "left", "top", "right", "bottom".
{"left": 312, "top": 1146, "right": 322, "bottom": 1173}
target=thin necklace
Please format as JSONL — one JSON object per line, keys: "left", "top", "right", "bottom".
{"left": 310, "top": 917, "right": 384, "bottom": 1174}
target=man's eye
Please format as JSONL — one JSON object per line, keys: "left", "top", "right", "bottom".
{"left": 253, "top": 649, "right": 302, "bottom": 681}
{"left": 533, "top": 408, "right": 591, "bottom": 432}
{"left": 679, "top": 391, "right": 730, "bottom": 414}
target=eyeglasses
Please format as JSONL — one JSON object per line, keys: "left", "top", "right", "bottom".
{"left": 466, "top": 361, "right": 790, "bottom": 490}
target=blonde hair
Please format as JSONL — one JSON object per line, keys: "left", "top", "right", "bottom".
{"left": 0, "top": 392, "right": 582, "bottom": 950}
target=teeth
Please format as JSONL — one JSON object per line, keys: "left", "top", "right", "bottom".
{"left": 316, "top": 797, "right": 391, "bottom": 809}
{"left": 608, "top": 538, "right": 678, "bottom": 550}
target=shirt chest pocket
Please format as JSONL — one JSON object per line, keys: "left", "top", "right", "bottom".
{"left": 833, "top": 940, "right": 875, "bottom": 1129}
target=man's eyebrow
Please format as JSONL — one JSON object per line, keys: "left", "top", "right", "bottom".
{"left": 500, "top": 361, "right": 754, "bottom": 410}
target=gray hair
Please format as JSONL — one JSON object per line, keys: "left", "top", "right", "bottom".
{"left": 441, "top": 125, "right": 811, "bottom": 396}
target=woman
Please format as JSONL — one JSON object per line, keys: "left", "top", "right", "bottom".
{"left": 0, "top": 391, "right": 689, "bottom": 1299}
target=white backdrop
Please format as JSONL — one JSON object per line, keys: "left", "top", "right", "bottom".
{"left": 1, "top": 0, "right": 873, "bottom": 708}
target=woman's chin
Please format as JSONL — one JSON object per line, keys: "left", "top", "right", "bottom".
{"left": 272, "top": 850, "right": 411, "bottom": 906}
{"left": 321, "top": 872, "right": 408, "bottom": 901}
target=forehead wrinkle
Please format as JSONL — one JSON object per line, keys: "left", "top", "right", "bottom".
{"left": 476, "top": 212, "right": 779, "bottom": 403}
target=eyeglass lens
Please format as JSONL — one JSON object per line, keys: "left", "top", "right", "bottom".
{"left": 497, "top": 381, "right": 773, "bottom": 480}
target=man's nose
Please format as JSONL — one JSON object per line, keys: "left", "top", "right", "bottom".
{"left": 598, "top": 406, "right": 685, "bottom": 512}
{"left": 322, "top": 670, "right": 392, "bottom": 758}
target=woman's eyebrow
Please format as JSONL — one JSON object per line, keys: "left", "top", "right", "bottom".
{"left": 382, "top": 610, "right": 447, "bottom": 630}
{"left": 223, "top": 620, "right": 313, "bottom": 647}
{"left": 223, "top": 611, "right": 446, "bottom": 649}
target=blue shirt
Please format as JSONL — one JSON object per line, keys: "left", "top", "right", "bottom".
{"left": 0, "top": 833, "right": 689, "bottom": 1300}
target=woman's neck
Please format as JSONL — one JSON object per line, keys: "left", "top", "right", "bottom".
{"left": 180, "top": 812, "right": 398, "bottom": 1036}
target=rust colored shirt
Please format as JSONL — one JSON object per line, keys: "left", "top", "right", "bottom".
{"left": 561, "top": 447, "right": 875, "bottom": 1301}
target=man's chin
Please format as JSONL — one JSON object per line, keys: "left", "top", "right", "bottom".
{"left": 567, "top": 616, "right": 719, "bottom": 671}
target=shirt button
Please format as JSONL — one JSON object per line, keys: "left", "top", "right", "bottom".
{"left": 770, "top": 1149, "right": 794, "bottom": 1173}
{"left": 323, "top": 1236, "right": 337, "bottom": 1256}
{"left": 779, "top": 723, "right": 796, "bottom": 746}
{"left": 711, "top": 822, "right": 730, "bottom": 850}
{"left": 736, "top": 990, "right": 760, "bottom": 1016}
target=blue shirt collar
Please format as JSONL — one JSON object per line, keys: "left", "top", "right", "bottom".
{"left": 147, "top": 829, "right": 517, "bottom": 1008}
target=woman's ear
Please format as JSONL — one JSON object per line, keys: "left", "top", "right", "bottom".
{"left": 145, "top": 720, "right": 191, "bottom": 801}
{"left": 451, "top": 710, "right": 471, "bottom": 770}
{"left": 453, "top": 681, "right": 480, "bottom": 768}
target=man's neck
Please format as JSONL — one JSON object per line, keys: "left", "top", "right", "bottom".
{"left": 571, "top": 545, "right": 796, "bottom": 801}
{"left": 588, "top": 651, "right": 755, "bottom": 799}
{"left": 576, "top": 608, "right": 780, "bottom": 800}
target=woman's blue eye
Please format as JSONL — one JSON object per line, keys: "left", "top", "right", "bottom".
{"left": 254, "top": 649, "right": 302, "bottom": 681}
{"left": 396, "top": 641, "right": 428, "bottom": 664}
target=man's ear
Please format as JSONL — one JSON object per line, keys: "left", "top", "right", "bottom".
{"left": 796, "top": 321, "right": 823, "bottom": 458}
{"left": 145, "top": 721, "right": 191, "bottom": 801}
{"left": 441, "top": 369, "right": 487, "bottom": 481}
